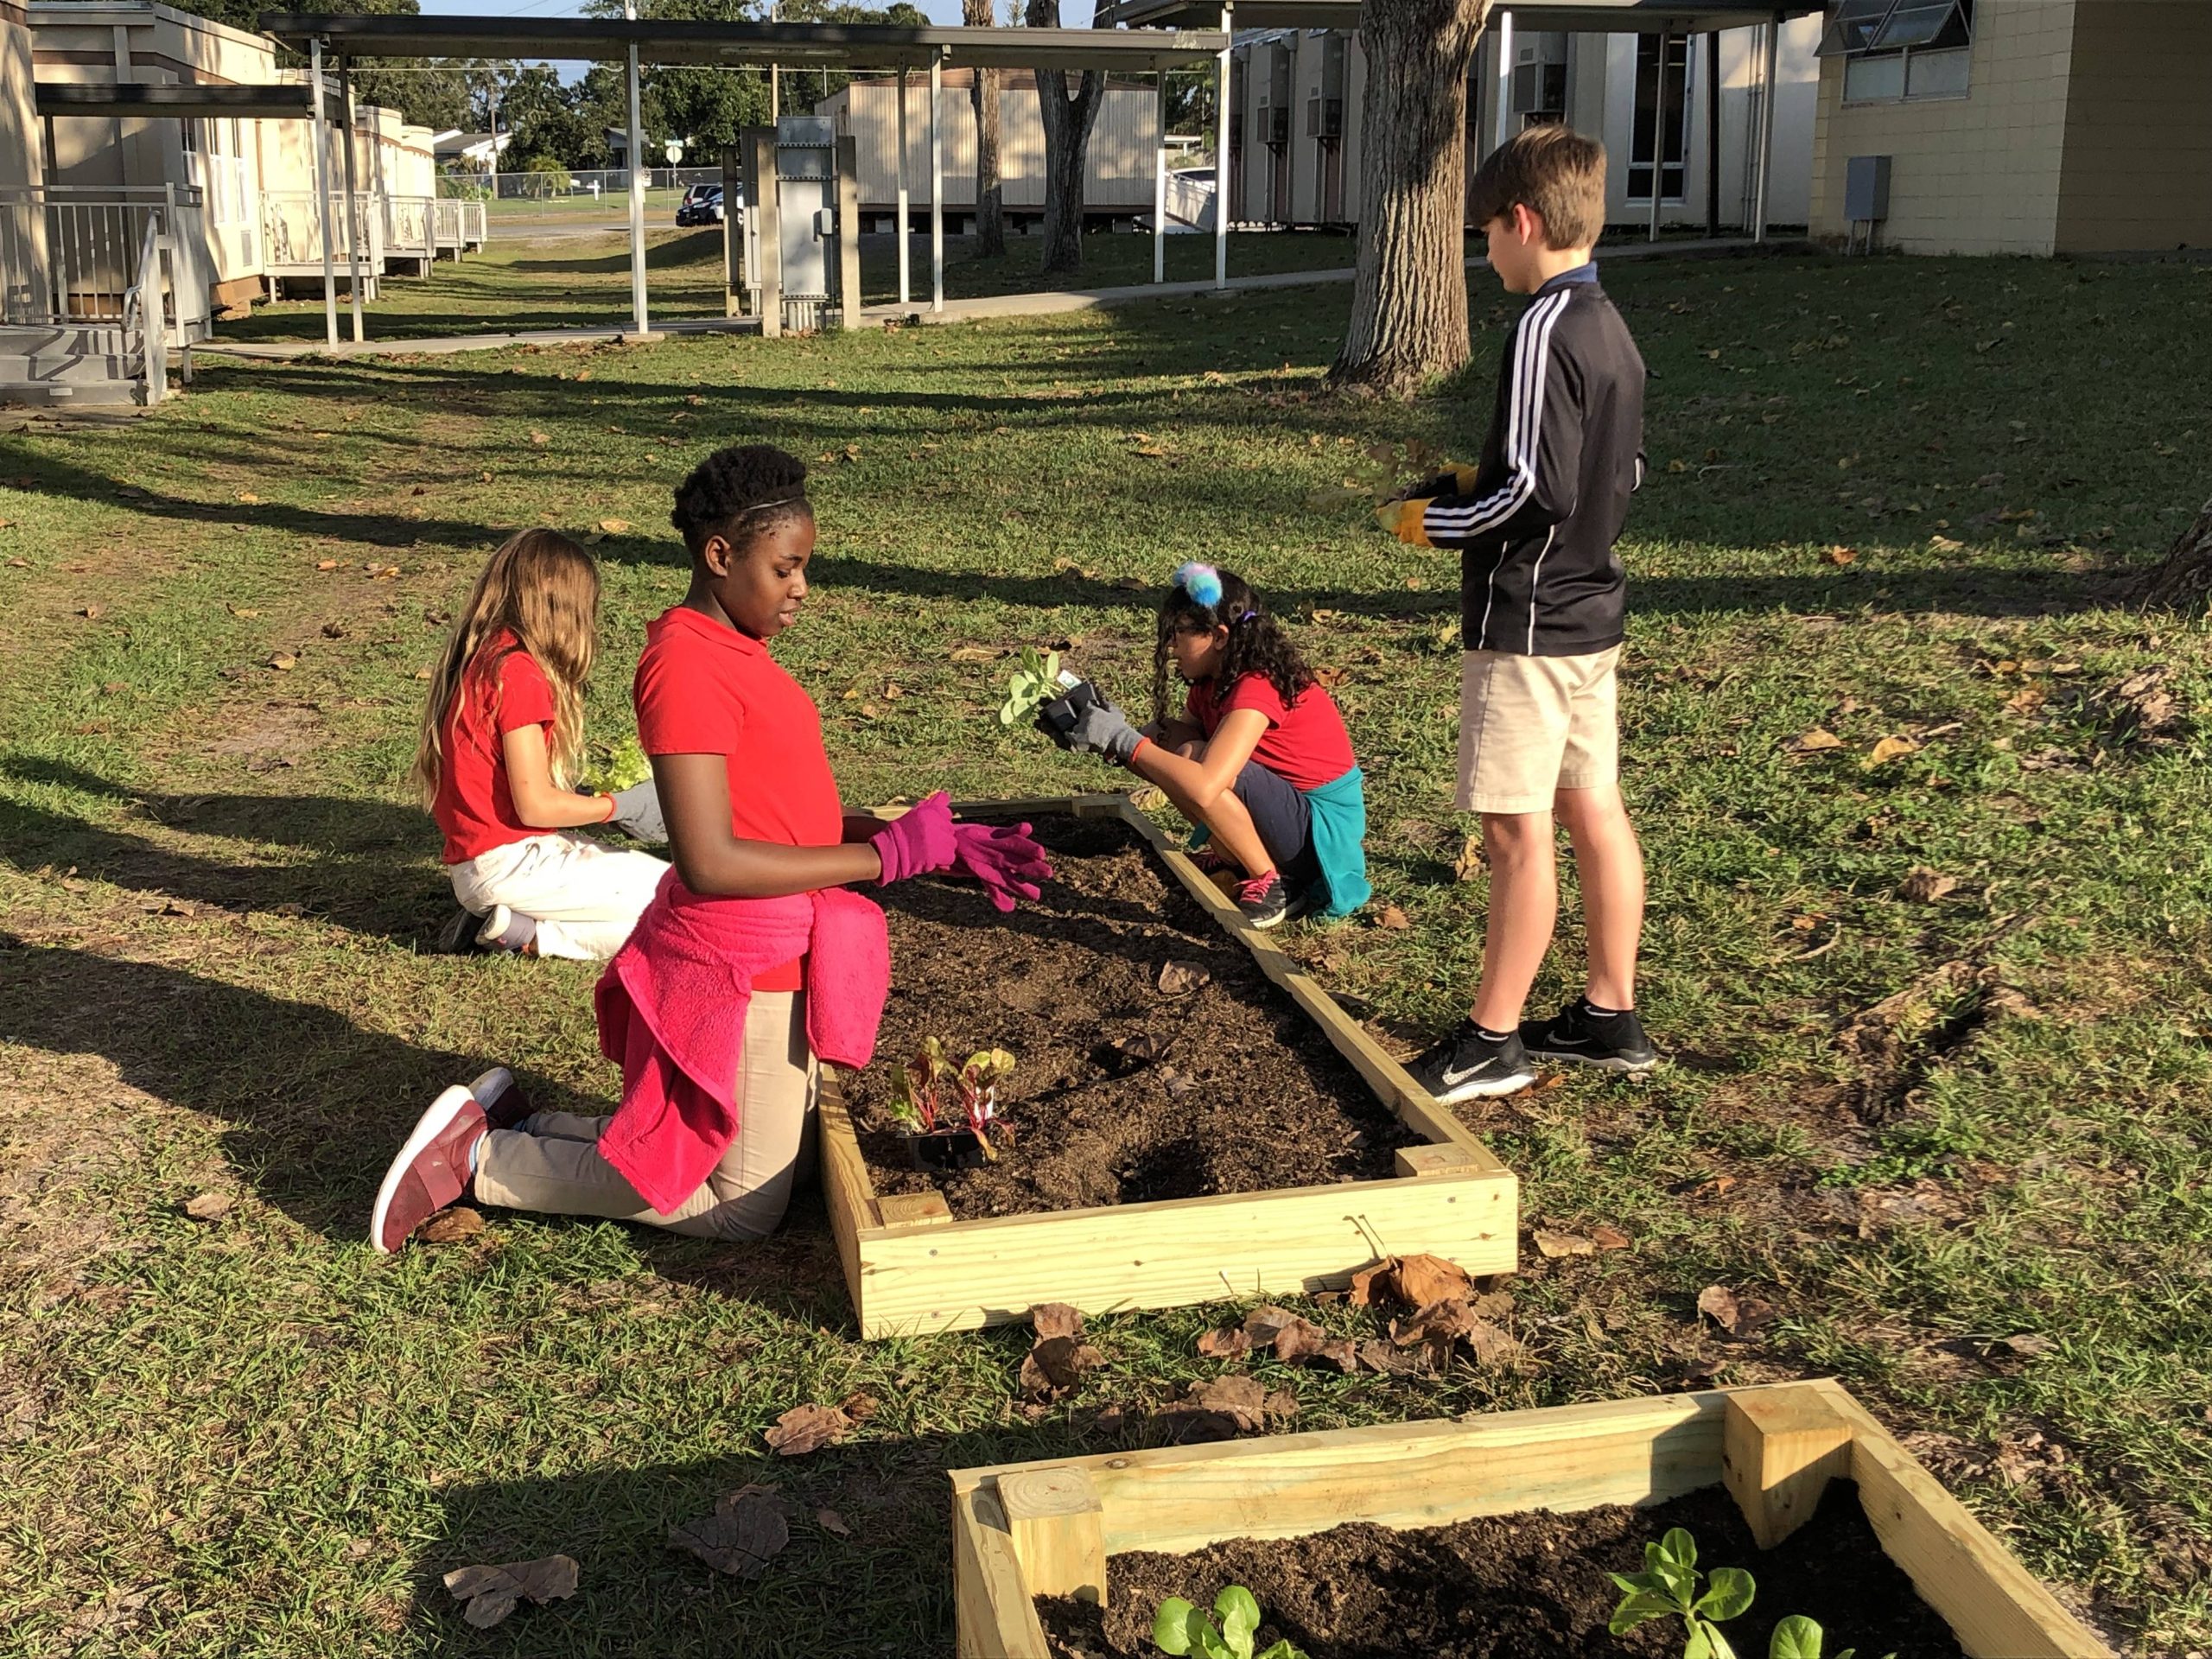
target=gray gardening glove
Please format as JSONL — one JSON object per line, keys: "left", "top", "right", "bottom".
{"left": 1063, "top": 698, "right": 1145, "bottom": 766}
{"left": 607, "top": 779, "right": 665, "bottom": 842}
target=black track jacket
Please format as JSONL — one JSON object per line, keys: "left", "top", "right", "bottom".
{"left": 1413, "top": 264, "right": 1646, "bottom": 658}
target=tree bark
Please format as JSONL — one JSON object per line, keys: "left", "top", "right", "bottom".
{"left": 1330, "top": 0, "right": 1492, "bottom": 397}
{"left": 965, "top": 0, "right": 1007, "bottom": 257}
{"left": 2140, "top": 493, "right": 2212, "bottom": 611}
{"left": 1027, "top": 0, "right": 1106, "bottom": 276}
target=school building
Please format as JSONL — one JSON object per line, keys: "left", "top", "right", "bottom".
{"left": 1810, "top": 0, "right": 2212, "bottom": 256}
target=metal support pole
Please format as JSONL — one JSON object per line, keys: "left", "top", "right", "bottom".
{"left": 626, "top": 39, "right": 648, "bottom": 334}
{"left": 1494, "top": 11, "right": 1513, "bottom": 151}
{"left": 1753, "top": 13, "right": 1778, "bottom": 243}
{"left": 1214, "top": 2, "right": 1230, "bottom": 289}
{"left": 1649, "top": 31, "right": 1665, "bottom": 244}
{"left": 308, "top": 37, "right": 336, "bottom": 347}
{"left": 747, "top": 126, "right": 782, "bottom": 339}
{"left": 929, "top": 51, "right": 944, "bottom": 313}
{"left": 896, "top": 67, "right": 911, "bottom": 306}
{"left": 1154, "top": 68, "right": 1167, "bottom": 284}
{"left": 338, "top": 56, "right": 365, "bottom": 341}
{"left": 835, "top": 133, "right": 861, "bottom": 329}
{"left": 1704, "top": 30, "right": 1720, "bottom": 238}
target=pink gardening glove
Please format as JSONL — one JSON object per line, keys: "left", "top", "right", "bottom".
{"left": 950, "top": 820, "right": 1054, "bottom": 913}
{"left": 870, "top": 791, "right": 958, "bottom": 886}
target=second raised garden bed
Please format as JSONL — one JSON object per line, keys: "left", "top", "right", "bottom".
{"left": 949, "top": 1380, "right": 2113, "bottom": 1659}
{"left": 819, "top": 793, "right": 1518, "bottom": 1338}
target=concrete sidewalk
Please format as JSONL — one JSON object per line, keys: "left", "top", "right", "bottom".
{"left": 192, "top": 237, "right": 1803, "bottom": 363}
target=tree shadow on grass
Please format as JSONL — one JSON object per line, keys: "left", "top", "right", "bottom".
{"left": 409, "top": 1418, "right": 1097, "bottom": 1659}
{"left": 0, "top": 759, "right": 455, "bottom": 948}
{"left": 0, "top": 933, "right": 602, "bottom": 1242}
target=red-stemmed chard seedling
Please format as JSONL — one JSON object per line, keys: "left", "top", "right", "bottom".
{"left": 888, "top": 1038, "right": 1014, "bottom": 1161}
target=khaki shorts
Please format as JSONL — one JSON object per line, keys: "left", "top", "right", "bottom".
{"left": 1455, "top": 645, "right": 1622, "bottom": 814}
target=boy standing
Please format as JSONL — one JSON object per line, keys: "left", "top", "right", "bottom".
{"left": 1376, "top": 124, "right": 1656, "bottom": 1104}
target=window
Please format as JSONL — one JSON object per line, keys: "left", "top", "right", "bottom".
{"left": 1628, "top": 34, "right": 1689, "bottom": 203}
{"left": 1821, "top": 0, "right": 1974, "bottom": 103}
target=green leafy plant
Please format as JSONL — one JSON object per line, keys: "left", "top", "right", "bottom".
{"left": 886, "top": 1038, "right": 1013, "bottom": 1160}
{"left": 1767, "top": 1614, "right": 1894, "bottom": 1659}
{"left": 1151, "top": 1586, "right": 1306, "bottom": 1659}
{"left": 999, "top": 645, "right": 1065, "bottom": 727}
{"left": 1609, "top": 1527, "right": 1756, "bottom": 1659}
{"left": 581, "top": 733, "right": 652, "bottom": 793}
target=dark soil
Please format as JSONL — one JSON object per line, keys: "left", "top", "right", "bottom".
{"left": 1039, "top": 1482, "right": 1965, "bottom": 1659}
{"left": 848, "top": 813, "right": 1418, "bottom": 1219}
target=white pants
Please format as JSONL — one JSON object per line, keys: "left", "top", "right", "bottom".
{"left": 447, "top": 833, "right": 668, "bottom": 962}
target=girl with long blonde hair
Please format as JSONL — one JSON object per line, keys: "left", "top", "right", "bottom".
{"left": 415, "top": 529, "right": 666, "bottom": 959}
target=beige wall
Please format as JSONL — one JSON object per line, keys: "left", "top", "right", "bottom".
{"left": 1808, "top": 0, "right": 2077, "bottom": 255}
{"left": 823, "top": 75, "right": 1160, "bottom": 212}
{"left": 1, "top": 3, "right": 38, "bottom": 192}
{"left": 2054, "top": 0, "right": 2212, "bottom": 253}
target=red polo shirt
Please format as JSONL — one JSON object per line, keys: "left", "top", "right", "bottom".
{"left": 433, "top": 631, "right": 558, "bottom": 864}
{"left": 1185, "top": 671, "right": 1357, "bottom": 792}
{"left": 632, "top": 605, "right": 843, "bottom": 990}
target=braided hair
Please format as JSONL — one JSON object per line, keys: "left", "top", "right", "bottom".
{"left": 1152, "top": 563, "right": 1316, "bottom": 724}
{"left": 671, "top": 443, "right": 812, "bottom": 562}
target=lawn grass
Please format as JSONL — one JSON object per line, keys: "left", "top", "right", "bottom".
{"left": 213, "top": 226, "right": 1407, "bottom": 342}
{"left": 3, "top": 249, "right": 2211, "bottom": 1656}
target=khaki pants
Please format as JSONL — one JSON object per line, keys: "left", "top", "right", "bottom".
{"left": 474, "top": 990, "right": 819, "bottom": 1241}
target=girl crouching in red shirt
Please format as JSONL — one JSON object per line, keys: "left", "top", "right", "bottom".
{"left": 416, "top": 530, "right": 666, "bottom": 959}
{"left": 371, "top": 447, "right": 1051, "bottom": 1253}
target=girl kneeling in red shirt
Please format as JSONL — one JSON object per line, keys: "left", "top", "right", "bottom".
{"left": 371, "top": 446, "right": 1051, "bottom": 1253}
{"left": 416, "top": 530, "right": 666, "bottom": 959}
{"left": 1048, "top": 563, "right": 1370, "bottom": 931}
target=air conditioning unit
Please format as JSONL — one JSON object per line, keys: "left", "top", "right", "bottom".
{"left": 1306, "top": 95, "right": 1344, "bottom": 139}
{"left": 1510, "top": 61, "right": 1567, "bottom": 118}
{"left": 1268, "top": 41, "right": 1293, "bottom": 110}
{"left": 1319, "top": 31, "right": 1348, "bottom": 104}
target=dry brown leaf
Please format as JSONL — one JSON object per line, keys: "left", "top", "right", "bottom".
{"left": 267, "top": 653, "right": 296, "bottom": 671}
{"left": 948, "top": 644, "right": 998, "bottom": 663}
{"left": 80, "top": 604, "right": 104, "bottom": 620}
{"left": 1864, "top": 734, "right": 1921, "bottom": 768}
{"left": 1533, "top": 1230, "right": 1597, "bottom": 1259}
{"left": 1156, "top": 960, "right": 1210, "bottom": 996}
{"left": 1020, "top": 1334, "right": 1103, "bottom": 1401}
{"left": 815, "top": 1507, "right": 853, "bottom": 1537}
{"left": 763, "top": 1402, "right": 849, "bottom": 1456}
{"left": 529, "top": 430, "right": 549, "bottom": 446}
{"left": 597, "top": 518, "right": 630, "bottom": 535}
{"left": 1930, "top": 534, "right": 1965, "bottom": 552}
{"left": 1822, "top": 545, "right": 1857, "bottom": 565}
{"left": 2005, "top": 684, "right": 2046, "bottom": 716}
{"left": 1197, "top": 1325, "right": 1251, "bottom": 1359}
{"left": 669, "top": 1486, "right": 790, "bottom": 1578}
{"left": 182, "top": 1191, "right": 232, "bottom": 1222}
{"left": 315, "top": 558, "right": 339, "bottom": 570}
{"left": 1452, "top": 832, "right": 1484, "bottom": 883}
{"left": 1994, "top": 1333, "right": 2056, "bottom": 1359}
{"left": 1376, "top": 904, "right": 1412, "bottom": 931}
{"left": 321, "top": 621, "right": 349, "bottom": 639}
{"left": 1897, "top": 867, "right": 1958, "bottom": 904}
{"left": 443, "top": 1554, "right": 580, "bottom": 1628}
{"left": 1784, "top": 728, "right": 1846, "bottom": 756}
{"left": 1031, "top": 1303, "right": 1084, "bottom": 1341}
{"left": 1696, "top": 1285, "right": 1781, "bottom": 1338}
{"left": 1390, "top": 1253, "right": 1473, "bottom": 1307}
{"left": 419, "top": 1206, "right": 486, "bottom": 1243}
{"left": 1591, "top": 1224, "right": 1633, "bottom": 1251}
{"left": 836, "top": 1389, "right": 880, "bottom": 1422}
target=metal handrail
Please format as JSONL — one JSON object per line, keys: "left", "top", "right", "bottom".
{"left": 124, "top": 213, "right": 167, "bottom": 405}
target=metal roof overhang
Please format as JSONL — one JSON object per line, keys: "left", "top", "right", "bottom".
{"left": 1102, "top": 0, "right": 1821, "bottom": 32}
{"left": 35, "top": 80, "right": 327, "bottom": 119}
{"left": 257, "top": 14, "right": 1230, "bottom": 71}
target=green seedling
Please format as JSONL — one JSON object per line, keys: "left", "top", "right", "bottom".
{"left": 582, "top": 732, "right": 652, "bottom": 793}
{"left": 1768, "top": 1614, "right": 1895, "bottom": 1659}
{"left": 1608, "top": 1527, "right": 1756, "bottom": 1659}
{"left": 887, "top": 1038, "right": 1014, "bottom": 1160}
{"left": 1000, "top": 645, "right": 1065, "bottom": 727}
{"left": 1151, "top": 1586, "right": 1306, "bottom": 1659}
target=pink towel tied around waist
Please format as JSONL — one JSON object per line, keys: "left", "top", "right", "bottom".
{"left": 594, "top": 873, "right": 889, "bottom": 1215}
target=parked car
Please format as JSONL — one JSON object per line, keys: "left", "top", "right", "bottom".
{"left": 677, "top": 185, "right": 726, "bottom": 226}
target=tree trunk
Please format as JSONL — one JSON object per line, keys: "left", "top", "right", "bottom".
{"left": 965, "top": 0, "right": 1007, "bottom": 257}
{"left": 2141, "top": 493, "right": 2212, "bottom": 611}
{"left": 1330, "top": 0, "right": 1492, "bottom": 397}
{"left": 1027, "top": 0, "right": 1105, "bottom": 276}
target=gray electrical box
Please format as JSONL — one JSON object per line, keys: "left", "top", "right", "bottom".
{"left": 1845, "top": 155, "right": 1891, "bottom": 222}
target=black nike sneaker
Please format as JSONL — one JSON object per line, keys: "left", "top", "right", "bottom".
{"left": 1408, "top": 1021, "right": 1537, "bottom": 1104}
{"left": 1520, "top": 1000, "right": 1659, "bottom": 1073}
{"left": 434, "top": 900, "right": 488, "bottom": 957}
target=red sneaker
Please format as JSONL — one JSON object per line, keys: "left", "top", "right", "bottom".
{"left": 468, "top": 1065, "right": 532, "bottom": 1130}
{"left": 369, "top": 1085, "right": 487, "bottom": 1254}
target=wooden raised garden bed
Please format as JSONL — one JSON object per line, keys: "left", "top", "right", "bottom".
{"left": 818, "top": 792, "right": 1518, "bottom": 1338}
{"left": 948, "top": 1380, "right": 2112, "bottom": 1659}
